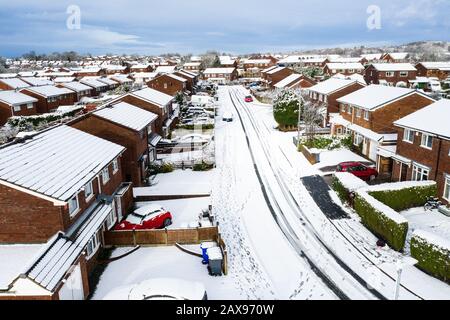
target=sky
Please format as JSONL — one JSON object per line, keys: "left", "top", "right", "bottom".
{"left": 0, "top": 0, "right": 449, "bottom": 57}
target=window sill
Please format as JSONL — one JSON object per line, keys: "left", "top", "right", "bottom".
{"left": 420, "top": 145, "right": 433, "bottom": 150}
{"left": 85, "top": 194, "right": 95, "bottom": 203}
{"left": 69, "top": 208, "right": 81, "bottom": 219}
{"left": 403, "top": 140, "right": 414, "bottom": 144}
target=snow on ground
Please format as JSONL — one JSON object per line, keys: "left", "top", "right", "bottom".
{"left": 0, "top": 244, "right": 44, "bottom": 289}
{"left": 401, "top": 207, "right": 450, "bottom": 255}
{"left": 133, "top": 169, "right": 214, "bottom": 197}
{"left": 136, "top": 197, "right": 212, "bottom": 229}
{"left": 91, "top": 246, "right": 242, "bottom": 300}
{"left": 313, "top": 149, "right": 371, "bottom": 171}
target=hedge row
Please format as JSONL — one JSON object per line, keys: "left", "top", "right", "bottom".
{"left": 411, "top": 231, "right": 450, "bottom": 283}
{"left": 332, "top": 176, "right": 349, "bottom": 204}
{"left": 353, "top": 192, "right": 408, "bottom": 251}
{"left": 331, "top": 173, "right": 368, "bottom": 204}
{"left": 368, "top": 183, "right": 437, "bottom": 211}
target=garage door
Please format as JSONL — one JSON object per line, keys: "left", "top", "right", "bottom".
{"left": 58, "top": 264, "right": 84, "bottom": 300}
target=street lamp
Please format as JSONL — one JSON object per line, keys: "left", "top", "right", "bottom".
{"left": 393, "top": 256, "right": 418, "bottom": 300}
{"left": 297, "top": 85, "right": 304, "bottom": 148}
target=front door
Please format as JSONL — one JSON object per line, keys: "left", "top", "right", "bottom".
{"left": 400, "top": 163, "right": 408, "bottom": 181}
{"left": 115, "top": 196, "right": 123, "bottom": 222}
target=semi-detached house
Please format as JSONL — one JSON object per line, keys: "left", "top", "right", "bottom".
{"left": 20, "top": 85, "right": 76, "bottom": 114}
{"left": 0, "top": 91, "right": 38, "bottom": 125}
{"left": 0, "top": 125, "right": 133, "bottom": 300}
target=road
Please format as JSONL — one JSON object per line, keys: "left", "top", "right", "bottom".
{"left": 214, "top": 85, "right": 450, "bottom": 300}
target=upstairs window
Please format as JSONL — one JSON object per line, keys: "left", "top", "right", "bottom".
{"left": 13, "top": 105, "right": 21, "bottom": 112}
{"left": 84, "top": 181, "right": 93, "bottom": 200}
{"left": 403, "top": 129, "right": 414, "bottom": 143}
{"left": 386, "top": 71, "right": 394, "bottom": 77}
{"left": 356, "top": 108, "right": 362, "bottom": 118}
{"left": 27, "top": 103, "right": 33, "bottom": 109}
{"left": 420, "top": 133, "right": 433, "bottom": 149}
{"left": 68, "top": 194, "right": 80, "bottom": 217}
{"left": 112, "top": 159, "right": 119, "bottom": 174}
{"left": 363, "top": 110, "right": 369, "bottom": 120}
{"left": 102, "top": 167, "right": 110, "bottom": 185}
{"left": 400, "top": 71, "right": 408, "bottom": 77}
{"left": 444, "top": 174, "right": 450, "bottom": 201}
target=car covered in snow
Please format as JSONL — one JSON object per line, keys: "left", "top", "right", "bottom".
{"left": 336, "top": 161, "right": 378, "bottom": 181}
{"left": 244, "top": 95, "right": 253, "bottom": 103}
{"left": 102, "top": 278, "right": 208, "bottom": 300}
{"left": 114, "top": 204, "right": 172, "bottom": 231}
{"left": 222, "top": 112, "right": 233, "bottom": 122}
{"left": 173, "top": 134, "right": 211, "bottom": 144}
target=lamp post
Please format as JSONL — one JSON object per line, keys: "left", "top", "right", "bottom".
{"left": 393, "top": 257, "right": 417, "bottom": 300}
{"left": 296, "top": 86, "right": 303, "bottom": 148}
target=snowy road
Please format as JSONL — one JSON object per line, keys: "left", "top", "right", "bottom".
{"left": 215, "top": 86, "right": 450, "bottom": 300}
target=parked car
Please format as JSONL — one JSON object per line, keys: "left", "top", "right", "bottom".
{"left": 336, "top": 162, "right": 378, "bottom": 181}
{"left": 244, "top": 95, "right": 253, "bottom": 103}
{"left": 114, "top": 204, "right": 172, "bottom": 231}
{"left": 222, "top": 112, "right": 233, "bottom": 122}
{"left": 103, "top": 278, "right": 208, "bottom": 300}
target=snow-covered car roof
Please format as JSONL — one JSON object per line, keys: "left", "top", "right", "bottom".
{"left": 134, "top": 204, "right": 164, "bottom": 216}
{"left": 103, "top": 278, "right": 207, "bottom": 300}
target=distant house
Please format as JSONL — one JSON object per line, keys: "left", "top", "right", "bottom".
{"left": 0, "top": 91, "right": 38, "bottom": 125}
{"left": 129, "top": 64, "right": 153, "bottom": 73}
{"left": 74, "top": 67, "right": 105, "bottom": 78}
{"left": 0, "top": 125, "right": 132, "bottom": 300}
{"left": 307, "top": 78, "right": 366, "bottom": 126}
{"left": 20, "top": 77, "right": 54, "bottom": 87}
{"left": 273, "top": 74, "right": 316, "bottom": 90}
{"left": 202, "top": 68, "right": 238, "bottom": 84}
{"left": 242, "top": 57, "right": 277, "bottom": 77}
{"left": 97, "top": 77, "right": 120, "bottom": 90}
{"left": 381, "top": 52, "right": 409, "bottom": 63}
{"left": 20, "top": 85, "right": 76, "bottom": 113}
{"left": 183, "top": 62, "right": 202, "bottom": 72}
{"left": 154, "top": 65, "right": 177, "bottom": 74}
{"left": 113, "top": 87, "right": 175, "bottom": 137}
{"left": 58, "top": 81, "right": 94, "bottom": 101}
{"left": 364, "top": 63, "right": 417, "bottom": 87}
{"left": 262, "top": 67, "right": 294, "bottom": 87}
{"left": 174, "top": 70, "right": 198, "bottom": 92}
{"left": 80, "top": 78, "right": 109, "bottom": 95}
{"left": 391, "top": 99, "right": 450, "bottom": 204}
{"left": 415, "top": 62, "right": 450, "bottom": 81}
{"left": 219, "top": 56, "right": 238, "bottom": 68}
{"left": 0, "top": 78, "right": 30, "bottom": 91}
{"left": 70, "top": 102, "right": 158, "bottom": 186}
{"left": 323, "top": 63, "right": 365, "bottom": 76}
{"left": 333, "top": 85, "right": 435, "bottom": 165}
{"left": 147, "top": 73, "right": 187, "bottom": 96}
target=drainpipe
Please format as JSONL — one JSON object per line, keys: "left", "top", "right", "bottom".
{"left": 434, "top": 138, "right": 442, "bottom": 181}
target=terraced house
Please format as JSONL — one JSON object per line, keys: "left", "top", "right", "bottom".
{"left": 364, "top": 63, "right": 417, "bottom": 87}
{"left": 0, "top": 91, "right": 38, "bottom": 125}
{"left": 0, "top": 125, "right": 133, "bottom": 300}
{"left": 20, "top": 85, "right": 76, "bottom": 114}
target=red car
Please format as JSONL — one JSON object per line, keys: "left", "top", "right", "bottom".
{"left": 244, "top": 95, "right": 253, "bottom": 103}
{"left": 336, "top": 161, "right": 378, "bottom": 181}
{"left": 114, "top": 204, "right": 172, "bottom": 231}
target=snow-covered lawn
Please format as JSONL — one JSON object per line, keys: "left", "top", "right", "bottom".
{"left": 91, "top": 246, "right": 241, "bottom": 300}
{"left": 133, "top": 169, "right": 214, "bottom": 197}
{"left": 136, "top": 197, "right": 212, "bottom": 229}
{"left": 401, "top": 207, "right": 450, "bottom": 255}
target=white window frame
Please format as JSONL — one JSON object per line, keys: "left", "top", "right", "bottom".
{"left": 27, "top": 103, "right": 33, "bottom": 109}
{"left": 85, "top": 230, "right": 101, "bottom": 259}
{"left": 411, "top": 163, "right": 430, "bottom": 181}
{"left": 356, "top": 108, "right": 362, "bottom": 118}
{"left": 102, "top": 167, "right": 110, "bottom": 185}
{"left": 399, "top": 71, "right": 408, "bottom": 77}
{"left": 84, "top": 181, "right": 94, "bottom": 202}
{"left": 386, "top": 71, "right": 394, "bottom": 77}
{"left": 444, "top": 174, "right": 450, "bottom": 201}
{"left": 403, "top": 129, "right": 414, "bottom": 143}
{"left": 105, "top": 210, "right": 117, "bottom": 230}
{"left": 13, "top": 105, "right": 21, "bottom": 112}
{"left": 68, "top": 194, "right": 80, "bottom": 217}
{"left": 363, "top": 110, "right": 369, "bottom": 120}
{"left": 420, "top": 133, "right": 433, "bottom": 149}
{"left": 112, "top": 159, "right": 119, "bottom": 174}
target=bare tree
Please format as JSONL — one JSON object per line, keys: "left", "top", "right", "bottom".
{"left": 299, "top": 91, "right": 326, "bottom": 145}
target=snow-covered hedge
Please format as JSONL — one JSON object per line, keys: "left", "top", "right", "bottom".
{"left": 332, "top": 172, "right": 368, "bottom": 203}
{"left": 411, "top": 230, "right": 450, "bottom": 283}
{"left": 354, "top": 190, "right": 409, "bottom": 251}
{"left": 365, "top": 181, "right": 437, "bottom": 212}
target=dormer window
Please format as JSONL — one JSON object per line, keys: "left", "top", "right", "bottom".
{"left": 102, "top": 167, "right": 110, "bottom": 185}
{"left": 68, "top": 194, "right": 80, "bottom": 217}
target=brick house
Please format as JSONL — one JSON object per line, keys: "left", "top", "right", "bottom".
{"left": 20, "top": 85, "right": 76, "bottom": 114}
{"left": 70, "top": 102, "right": 158, "bottom": 186}
{"left": 242, "top": 58, "right": 277, "bottom": 77}
{"left": 0, "top": 78, "right": 30, "bottom": 91}
{"left": 202, "top": 68, "right": 238, "bottom": 84}
{"left": 183, "top": 62, "right": 202, "bottom": 72}
{"left": 0, "top": 91, "right": 38, "bottom": 125}
{"left": 80, "top": 78, "right": 109, "bottom": 96}
{"left": 219, "top": 56, "right": 238, "bottom": 68}
{"left": 130, "top": 64, "right": 153, "bottom": 73}
{"left": 415, "top": 62, "right": 450, "bottom": 81}
{"left": 74, "top": 67, "right": 105, "bottom": 78}
{"left": 380, "top": 52, "right": 409, "bottom": 63}
{"left": 147, "top": 73, "right": 187, "bottom": 96}
{"left": 307, "top": 78, "right": 366, "bottom": 126}
{"left": 174, "top": 70, "right": 198, "bottom": 92}
{"left": 58, "top": 81, "right": 94, "bottom": 102}
{"left": 97, "top": 77, "right": 120, "bottom": 90}
{"left": 332, "top": 85, "right": 435, "bottom": 166}
{"left": 112, "top": 88, "right": 175, "bottom": 138}
{"left": 273, "top": 74, "right": 317, "bottom": 90}
{"left": 323, "top": 63, "right": 365, "bottom": 76}
{"left": 364, "top": 63, "right": 417, "bottom": 87}
{"left": 262, "top": 67, "right": 294, "bottom": 87}
{"left": 391, "top": 99, "right": 450, "bottom": 204}
{"left": 0, "top": 125, "right": 133, "bottom": 299}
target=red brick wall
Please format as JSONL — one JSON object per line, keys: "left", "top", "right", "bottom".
{"left": 364, "top": 65, "right": 417, "bottom": 86}
{"left": 267, "top": 68, "right": 293, "bottom": 86}
{"left": 20, "top": 89, "right": 76, "bottom": 114}
{"left": 147, "top": 74, "right": 186, "bottom": 96}
{"left": 0, "top": 101, "right": 38, "bottom": 125}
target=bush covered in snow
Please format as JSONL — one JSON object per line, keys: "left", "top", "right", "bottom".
{"left": 367, "top": 181, "right": 437, "bottom": 212}
{"left": 332, "top": 172, "right": 368, "bottom": 204}
{"left": 354, "top": 191, "right": 409, "bottom": 251}
{"left": 411, "top": 230, "right": 450, "bottom": 283}
{"left": 193, "top": 161, "right": 214, "bottom": 172}
{"left": 272, "top": 88, "right": 301, "bottom": 129}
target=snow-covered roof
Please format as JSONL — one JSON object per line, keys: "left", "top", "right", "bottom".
{"left": 183, "top": 62, "right": 201, "bottom": 67}
{"left": 308, "top": 78, "right": 362, "bottom": 95}
{"left": 165, "top": 73, "right": 187, "bottom": 82}
{"left": 80, "top": 78, "right": 109, "bottom": 89}
{"left": 130, "top": 87, "right": 174, "bottom": 107}
{"left": 97, "top": 77, "right": 118, "bottom": 86}
{"left": 155, "top": 66, "right": 176, "bottom": 74}
{"left": 361, "top": 53, "right": 383, "bottom": 60}
{"left": 0, "top": 90, "right": 38, "bottom": 106}
{"left": 394, "top": 99, "right": 450, "bottom": 139}
{"left": 203, "top": 68, "right": 236, "bottom": 74}
{"left": 21, "top": 77, "right": 54, "bottom": 87}
{"left": 0, "top": 78, "right": 30, "bottom": 89}
{"left": 273, "top": 74, "right": 302, "bottom": 88}
{"left": 262, "top": 65, "right": 278, "bottom": 73}
{"left": 417, "top": 61, "right": 450, "bottom": 70}
{"left": 266, "top": 66, "right": 286, "bottom": 75}
{"left": 176, "top": 70, "right": 195, "bottom": 79}
{"left": 371, "top": 63, "right": 416, "bottom": 71}
{"left": 94, "top": 102, "right": 158, "bottom": 131}
{"left": 60, "top": 81, "right": 93, "bottom": 92}
{"left": 385, "top": 52, "right": 409, "bottom": 60}
{"left": 326, "top": 62, "right": 364, "bottom": 70}
{"left": 110, "top": 75, "right": 133, "bottom": 84}
{"left": 243, "top": 59, "right": 272, "bottom": 65}
{"left": 22, "top": 85, "right": 74, "bottom": 97}
{"left": 0, "top": 125, "right": 125, "bottom": 202}
{"left": 329, "top": 57, "right": 362, "bottom": 63}
{"left": 53, "top": 77, "right": 76, "bottom": 83}
{"left": 337, "top": 85, "right": 433, "bottom": 111}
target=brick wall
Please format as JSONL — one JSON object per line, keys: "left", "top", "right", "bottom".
{"left": 0, "top": 101, "right": 38, "bottom": 125}
{"left": 364, "top": 65, "right": 417, "bottom": 86}
{"left": 20, "top": 89, "right": 76, "bottom": 114}
{"left": 147, "top": 74, "right": 186, "bottom": 96}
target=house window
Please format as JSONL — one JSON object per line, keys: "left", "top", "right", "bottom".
{"left": 112, "top": 159, "right": 119, "bottom": 174}
{"left": 105, "top": 210, "right": 117, "bottom": 230}
{"left": 164, "top": 83, "right": 168, "bottom": 89}
{"left": 68, "top": 194, "right": 79, "bottom": 217}
{"left": 347, "top": 105, "right": 352, "bottom": 114}
{"left": 340, "top": 105, "right": 345, "bottom": 113}
{"left": 85, "top": 231, "right": 101, "bottom": 258}
{"left": 444, "top": 174, "right": 450, "bottom": 201}
{"left": 356, "top": 108, "right": 362, "bottom": 118}
{"left": 13, "top": 105, "right": 21, "bottom": 112}
{"left": 102, "top": 167, "right": 110, "bottom": 185}
{"left": 386, "top": 71, "right": 394, "bottom": 77}
{"left": 84, "top": 181, "right": 93, "bottom": 200}
{"left": 363, "top": 110, "right": 369, "bottom": 120}
{"left": 400, "top": 71, "right": 408, "bottom": 77}
{"left": 353, "top": 133, "right": 363, "bottom": 146}
{"left": 412, "top": 163, "right": 430, "bottom": 181}
{"left": 27, "top": 103, "right": 33, "bottom": 109}
{"left": 420, "top": 133, "right": 433, "bottom": 149}
{"left": 403, "top": 129, "right": 414, "bottom": 143}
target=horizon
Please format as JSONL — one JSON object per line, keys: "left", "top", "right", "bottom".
{"left": 0, "top": 0, "right": 449, "bottom": 58}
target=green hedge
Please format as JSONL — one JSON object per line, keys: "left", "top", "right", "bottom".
{"left": 332, "top": 176, "right": 350, "bottom": 204}
{"left": 411, "top": 233, "right": 450, "bottom": 283}
{"left": 369, "top": 183, "right": 437, "bottom": 212}
{"left": 353, "top": 193, "right": 408, "bottom": 251}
